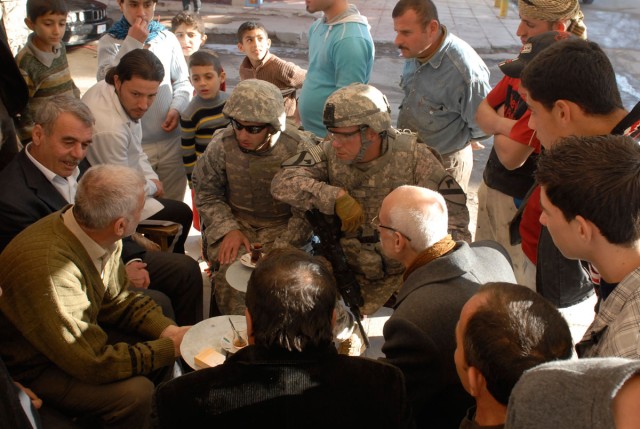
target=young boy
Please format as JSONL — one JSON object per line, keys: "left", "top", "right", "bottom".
{"left": 181, "top": 49, "right": 227, "bottom": 233}
{"left": 171, "top": 11, "right": 207, "bottom": 63}
{"left": 171, "top": 11, "right": 225, "bottom": 94}
{"left": 181, "top": 49, "right": 229, "bottom": 189}
{"left": 14, "top": 0, "right": 80, "bottom": 143}
{"left": 237, "top": 21, "right": 306, "bottom": 120}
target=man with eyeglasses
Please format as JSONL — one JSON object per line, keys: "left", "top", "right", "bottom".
{"left": 272, "top": 83, "right": 471, "bottom": 322}
{"left": 376, "top": 185, "right": 515, "bottom": 428}
{"left": 192, "top": 79, "right": 315, "bottom": 316}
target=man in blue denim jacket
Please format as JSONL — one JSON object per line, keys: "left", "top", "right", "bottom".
{"left": 392, "top": 0, "right": 490, "bottom": 192}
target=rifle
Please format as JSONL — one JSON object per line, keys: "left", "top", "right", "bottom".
{"left": 305, "top": 209, "right": 369, "bottom": 348}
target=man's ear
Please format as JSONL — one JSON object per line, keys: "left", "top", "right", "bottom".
{"left": 219, "top": 70, "right": 227, "bottom": 85}
{"left": 467, "top": 366, "right": 486, "bottom": 398}
{"left": 237, "top": 42, "right": 245, "bottom": 53}
{"left": 574, "top": 215, "right": 596, "bottom": 243}
{"left": 554, "top": 99, "right": 572, "bottom": 122}
{"left": 201, "top": 34, "right": 208, "bottom": 43}
{"left": 552, "top": 20, "right": 568, "bottom": 32}
{"left": 113, "top": 217, "right": 127, "bottom": 238}
{"left": 31, "top": 124, "right": 44, "bottom": 146}
{"left": 392, "top": 231, "right": 408, "bottom": 254}
{"left": 24, "top": 18, "right": 35, "bottom": 31}
{"left": 266, "top": 38, "right": 272, "bottom": 50}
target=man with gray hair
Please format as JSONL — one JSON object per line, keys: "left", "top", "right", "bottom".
{"left": 0, "top": 164, "right": 190, "bottom": 427}
{"left": 376, "top": 185, "right": 515, "bottom": 428}
{"left": 0, "top": 94, "right": 203, "bottom": 327}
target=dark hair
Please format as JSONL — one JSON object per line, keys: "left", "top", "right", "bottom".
{"left": 520, "top": 38, "right": 623, "bottom": 115}
{"left": 26, "top": 0, "right": 68, "bottom": 21}
{"left": 236, "top": 21, "right": 268, "bottom": 43}
{"left": 245, "top": 248, "right": 337, "bottom": 352}
{"left": 536, "top": 134, "right": 640, "bottom": 245}
{"left": 463, "top": 282, "right": 573, "bottom": 405}
{"left": 170, "top": 11, "right": 204, "bottom": 33}
{"left": 189, "top": 49, "right": 223, "bottom": 74}
{"left": 391, "top": 0, "right": 439, "bottom": 27}
{"left": 105, "top": 49, "right": 165, "bottom": 84}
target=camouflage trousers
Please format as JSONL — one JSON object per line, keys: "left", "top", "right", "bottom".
{"left": 356, "top": 273, "right": 404, "bottom": 316}
{"left": 208, "top": 221, "right": 290, "bottom": 315}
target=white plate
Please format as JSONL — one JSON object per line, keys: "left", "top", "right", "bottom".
{"left": 240, "top": 253, "right": 256, "bottom": 269}
{"left": 220, "top": 328, "right": 248, "bottom": 354}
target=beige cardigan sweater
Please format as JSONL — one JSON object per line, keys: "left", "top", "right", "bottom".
{"left": 0, "top": 208, "right": 175, "bottom": 384}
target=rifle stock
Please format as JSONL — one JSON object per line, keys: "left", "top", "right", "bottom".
{"left": 305, "top": 209, "right": 369, "bottom": 348}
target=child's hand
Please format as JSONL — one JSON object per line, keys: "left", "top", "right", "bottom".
{"left": 162, "top": 109, "right": 180, "bottom": 132}
{"left": 129, "top": 17, "right": 150, "bottom": 44}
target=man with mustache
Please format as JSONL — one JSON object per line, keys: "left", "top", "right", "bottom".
{"left": 392, "top": 0, "right": 491, "bottom": 193}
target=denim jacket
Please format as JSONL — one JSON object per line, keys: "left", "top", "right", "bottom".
{"left": 397, "top": 28, "right": 490, "bottom": 155}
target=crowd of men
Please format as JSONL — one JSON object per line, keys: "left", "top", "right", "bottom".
{"left": 1, "top": 0, "right": 639, "bottom": 427}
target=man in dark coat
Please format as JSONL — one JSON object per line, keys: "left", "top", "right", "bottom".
{"left": 153, "top": 248, "right": 412, "bottom": 428}
{"left": 377, "top": 185, "right": 516, "bottom": 428}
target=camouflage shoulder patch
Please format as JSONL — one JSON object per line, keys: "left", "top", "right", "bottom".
{"left": 280, "top": 144, "right": 325, "bottom": 168}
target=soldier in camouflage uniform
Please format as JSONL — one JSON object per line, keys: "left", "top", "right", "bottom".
{"left": 192, "top": 79, "right": 314, "bottom": 315}
{"left": 272, "top": 83, "right": 470, "bottom": 316}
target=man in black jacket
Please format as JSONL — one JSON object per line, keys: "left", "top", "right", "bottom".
{"left": 154, "top": 248, "right": 412, "bottom": 428}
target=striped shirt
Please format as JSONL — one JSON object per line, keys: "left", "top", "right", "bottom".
{"left": 14, "top": 34, "right": 80, "bottom": 143}
{"left": 180, "top": 92, "right": 229, "bottom": 186}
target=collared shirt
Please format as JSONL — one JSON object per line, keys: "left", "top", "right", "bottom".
{"left": 82, "top": 80, "right": 158, "bottom": 196}
{"left": 25, "top": 143, "right": 79, "bottom": 203}
{"left": 577, "top": 266, "right": 640, "bottom": 358}
{"left": 62, "top": 207, "right": 115, "bottom": 279}
{"left": 397, "top": 27, "right": 491, "bottom": 155}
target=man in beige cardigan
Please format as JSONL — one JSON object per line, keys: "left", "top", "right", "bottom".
{"left": 0, "top": 164, "right": 189, "bottom": 428}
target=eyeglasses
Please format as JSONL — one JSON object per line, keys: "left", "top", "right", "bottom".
{"left": 371, "top": 215, "right": 412, "bottom": 241}
{"left": 230, "top": 118, "right": 269, "bottom": 134}
{"left": 328, "top": 127, "right": 366, "bottom": 141}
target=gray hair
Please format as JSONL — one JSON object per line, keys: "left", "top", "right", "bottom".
{"left": 74, "top": 165, "right": 145, "bottom": 229}
{"left": 387, "top": 186, "right": 448, "bottom": 251}
{"left": 34, "top": 95, "right": 95, "bottom": 136}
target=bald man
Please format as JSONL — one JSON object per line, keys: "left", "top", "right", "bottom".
{"left": 376, "top": 185, "right": 515, "bottom": 428}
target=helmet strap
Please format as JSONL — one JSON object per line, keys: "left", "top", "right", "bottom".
{"left": 352, "top": 126, "right": 372, "bottom": 164}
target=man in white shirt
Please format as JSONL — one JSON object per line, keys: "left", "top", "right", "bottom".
{"left": 82, "top": 48, "right": 193, "bottom": 255}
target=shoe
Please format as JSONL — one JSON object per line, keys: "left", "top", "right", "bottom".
{"left": 131, "top": 232, "right": 161, "bottom": 252}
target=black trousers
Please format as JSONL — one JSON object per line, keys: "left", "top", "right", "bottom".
{"left": 148, "top": 198, "right": 193, "bottom": 254}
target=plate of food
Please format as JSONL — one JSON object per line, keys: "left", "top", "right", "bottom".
{"left": 240, "top": 253, "right": 256, "bottom": 269}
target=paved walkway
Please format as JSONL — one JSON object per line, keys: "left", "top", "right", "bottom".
{"left": 106, "top": 0, "right": 521, "bottom": 53}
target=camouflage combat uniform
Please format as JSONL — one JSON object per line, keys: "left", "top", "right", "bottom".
{"left": 192, "top": 80, "right": 314, "bottom": 315}
{"left": 272, "top": 127, "right": 470, "bottom": 315}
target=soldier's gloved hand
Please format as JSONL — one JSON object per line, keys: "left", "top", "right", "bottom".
{"left": 335, "top": 194, "right": 364, "bottom": 233}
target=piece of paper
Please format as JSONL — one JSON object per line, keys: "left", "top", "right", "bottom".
{"left": 140, "top": 197, "right": 164, "bottom": 221}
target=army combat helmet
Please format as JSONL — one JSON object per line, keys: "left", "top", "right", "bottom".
{"left": 322, "top": 83, "right": 391, "bottom": 134}
{"left": 223, "top": 79, "right": 286, "bottom": 133}
{"left": 323, "top": 83, "right": 392, "bottom": 163}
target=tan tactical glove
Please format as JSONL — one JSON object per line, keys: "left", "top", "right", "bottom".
{"left": 335, "top": 193, "right": 364, "bottom": 233}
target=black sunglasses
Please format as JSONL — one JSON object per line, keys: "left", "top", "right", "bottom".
{"left": 230, "top": 118, "right": 269, "bottom": 134}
